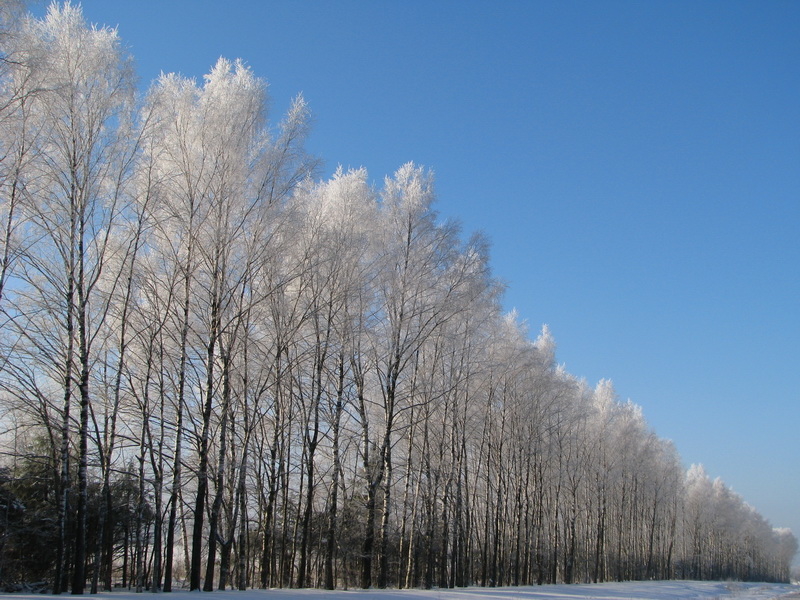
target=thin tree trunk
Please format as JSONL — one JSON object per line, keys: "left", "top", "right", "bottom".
{"left": 71, "top": 284, "right": 91, "bottom": 595}
{"left": 236, "top": 334, "right": 253, "bottom": 591}
{"left": 377, "top": 433, "right": 393, "bottom": 589}
{"left": 163, "top": 222, "right": 195, "bottom": 592}
{"left": 260, "top": 348, "right": 283, "bottom": 588}
{"left": 54, "top": 310, "right": 74, "bottom": 594}
{"left": 190, "top": 256, "right": 223, "bottom": 590}
{"left": 204, "top": 348, "right": 231, "bottom": 590}
{"left": 355, "top": 361, "right": 382, "bottom": 589}
{"left": 298, "top": 324, "right": 324, "bottom": 588}
{"left": 324, "top": 353, "right": 345, "bottom": 590}
{"left": 135, "top": 426, "right": 147, "bottom": 593}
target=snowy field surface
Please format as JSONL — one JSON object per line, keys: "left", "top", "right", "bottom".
{"left": 4, "top": 582, "right": 799, "bottom": 600}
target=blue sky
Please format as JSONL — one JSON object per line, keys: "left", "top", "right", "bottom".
{"left": 63, "top": 1, "right": 799, "bottom": 543}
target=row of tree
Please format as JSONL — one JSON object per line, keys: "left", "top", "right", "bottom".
{"left": 0, "top": 3, "right": 795, "bottom": 593}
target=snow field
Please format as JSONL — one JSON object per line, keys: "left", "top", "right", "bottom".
{"left": 3, "top": 581, "right": 798, "bottom": 600}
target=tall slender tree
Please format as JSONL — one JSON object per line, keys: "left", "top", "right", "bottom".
{"left": 1, "top": 5, "right": 134, "bottom": 593}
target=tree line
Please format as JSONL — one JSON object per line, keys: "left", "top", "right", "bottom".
{"left": 0, "top": 3, "right": 795, "bottom": 593}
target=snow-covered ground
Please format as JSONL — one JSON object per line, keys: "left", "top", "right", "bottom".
{"left": 4, "top": 582, "right": 799, "bottom": 600}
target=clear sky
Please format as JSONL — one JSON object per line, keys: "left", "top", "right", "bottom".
{"left": 53, "top": 0, "right": 799, "bottom": 545}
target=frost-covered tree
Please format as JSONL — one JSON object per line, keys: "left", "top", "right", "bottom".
{"left": 140, "top": 56, "right": 315, "bottom": 591}
{"left": 0, "top": 0, "right": 36, "bottom": 307}
{"left": 0, "top": 3, "right": 135, "bottom": 593}
{"left": 354, "top": 163, "right": 487, "bottom": 588}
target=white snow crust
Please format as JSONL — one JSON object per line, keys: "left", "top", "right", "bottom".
{"left": 4, "top": 582, "right": 798, "bottom": 600}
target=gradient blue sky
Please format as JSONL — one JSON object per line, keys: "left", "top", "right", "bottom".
{"left": 57, "top": 1, "right": 798, "bottom": 544}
